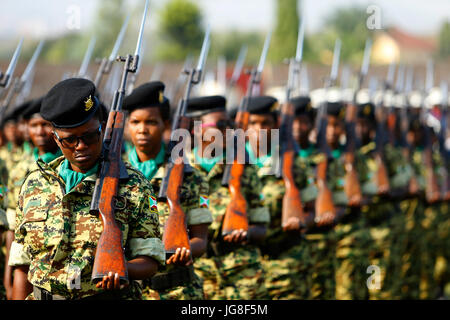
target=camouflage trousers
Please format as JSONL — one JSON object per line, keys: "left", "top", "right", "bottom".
{"left": 142, "top": 270, "right": 205, "bottom": 300}
{"left": 334, "top": 215, "right": 371, "bottom": 300}
{"left": 261, "top": 240, "right": 310, "bottom": 300}
{"left": 195, "top": 245, "right": 268, "bottom": 300}
{"left": 384, "top": 198, "right": 427, "bottom": 299}
{"left": 304, "top": 230, "right": 336, "bottom": 300}
{"left": 362, "top": 200, "right": 397, "bottom": 300}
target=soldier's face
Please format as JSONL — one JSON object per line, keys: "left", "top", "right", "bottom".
{"left": 356, "top": 118, "right": 374, "bottom": 144}
{"left": 248, "top": 113, "right": 276, "bottom": 152}
{"left": 3, "top": 121, "right": 22, "bottom": 145}
{"left": 127, "top": 107, "right": 166, "bottom": 155}
{"left": 199, "top": 111, "right": 229, "bottom": 153}
{"left": 53, "top": 117, "right": 103, "bottom": 173}
{"left": 28, "top": 115, "right": 58, "bottom": 152}
{"left": 326, "top": 115, "right": 343, "bottom": 148}
{"left": 293, "top": 115, "right": 312, "bottom": 144}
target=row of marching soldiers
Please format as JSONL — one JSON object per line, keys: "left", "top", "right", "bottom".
{"left": 0, "top": 75, "right": 448, "bottom": 300}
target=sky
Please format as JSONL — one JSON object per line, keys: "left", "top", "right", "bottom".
{"left": 0, "top": 0, "right": 449, "bottom": 40}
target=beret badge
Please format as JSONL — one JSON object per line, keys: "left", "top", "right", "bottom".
{"left": 159, "top": 91, "right": 164, "bottom": 104}
{"left": 85, "top": 95, "right": 94, "bottom": 111}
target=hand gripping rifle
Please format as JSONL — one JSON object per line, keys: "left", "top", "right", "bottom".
{"left": 93, "top": 14, "right": 130, "bottom": 91}
{"left": 276, "top": 20, "right": 312, "bottom": 231}
{"left": 90, "top": 0, "right": 149, "bottom": 285}
{"left": 313, "top": 39, "right": 341, "bottom": 227}
{"left": 220, "top": 30, "right": 272, "bottom": 236}
{"left": 158, "top": 27, "right": 211, "bottom": 259}
{"left": 343, "top": 39, "right": 372, "bottom": 207}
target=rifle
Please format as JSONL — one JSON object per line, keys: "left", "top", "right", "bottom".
{"left": 1, "top": 39, "right": 43, "bottom": 121}
{"left": 313, "top": 39, "right": 341, "bottom": 227}
{"left": 371, "top": 63, "right": 394, "bottom": 196}
{"left": 90, "top": 0, "right": 149, "bottom": 284}
{"left": 158, "top": 27, "right": 211, "bottom": 258}
{"left": 0, "top": 38, "right": 23, "bottom": 92}
{"left": 398, "top": 67, "right": 420, "bottom": 197}
{"left": 343, "top": 39, "right": 372, "bottom": 207}
{"left": 420, "top": 60, "right": 440, "bottom": 204}
{"left": 276, "top": 20, "right": 312, "bottom": 231}
{"left": 438, "top": 81, "right": 450, "bottom": 201}
{"left": 166, "top": 55, "right": 193, "bottom": 103}
{"left": 93, "top": 14, "right": 130, "bottom": 91}
{"left": 221, "top": 30, "right": 272, "bottom": 236}
{"left": 78, "top": 36, "right": 97, "bottom": 79}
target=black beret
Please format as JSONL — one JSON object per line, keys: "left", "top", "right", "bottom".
{"left": 326, "top": 101, "right": 345, "bottom": 120}
{"left": 246, "top": 96, "right": 278, "bottom": 115}
{"left": 290, "top": 95, "right": 315, "bottom": 118}
{"left": 22, "top": 96, "right": 44, "bottom": 120}
{"left": 123, "top": 81, "right": 167, "bottom": 112}
{"left": 357, "top": 102, "right": 375, "bottom": 122}
{"left": 2, "top": 100, "right": 33, "bottom": 124}
{"left": 41, "top": 78, "right": 100, "bottom": 128}
{"left": 186, "top": 95, "right": 227, "bottom": 118}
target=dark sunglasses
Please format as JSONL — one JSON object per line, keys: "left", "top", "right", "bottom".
{"left": 53, "top": 125, "right": 102, "bottom": 149}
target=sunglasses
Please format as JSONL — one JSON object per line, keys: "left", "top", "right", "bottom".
{"left": 54, "top": 125, "right": 102, "bottom": 149}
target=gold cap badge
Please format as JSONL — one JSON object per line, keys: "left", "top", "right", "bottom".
{"left": 159, "top": 91, "right": 164, "bottom": 104}
{"left": 84, "top": 95, "right": 94, "bottom": 111}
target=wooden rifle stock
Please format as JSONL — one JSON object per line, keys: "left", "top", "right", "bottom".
{"left": 222, "top": 109, "right": 250, "bottom": 236}
{"left": 162, "top": 116, "right": 191, "bottom": 258}
{"left": 279, "top": 101, "right": 310, "bottom": 230}
{"left": 374, "top": 153, "right": 390, "bottom": 195}
{"left": 423, "top": 148, "right": 440, "bottom": 203}
{"left": 343, "top": 103, "right": 362, "bottom": 206}
{"left": 315, "top": 159, "right": 337, "bottom": 226}
{"left": 91, "top": 110, "right": 128, "bottom": 284}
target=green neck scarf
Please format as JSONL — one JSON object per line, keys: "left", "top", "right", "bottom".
{"left": 58, "top": 159, "right": 99, "bottom": 194}
{"left": 298, "top": 144, "right": 315, "bottom": 159}
{"left": 23, "top": 141, "right": 32, "bottom": 155}
{"left": 245, "top": 142, "right": 270, "bottom": 168}
{"left": 128, "top": 144, "right": 165, "bottom": 180}
{"left": 331, "top": 144, "right": 346, "bottom": 159}
{"left": 33, "top": 147, "right": 63, "bottom": 163}
{"left": 194, "top": 147, "right": 223, "bottom": 173}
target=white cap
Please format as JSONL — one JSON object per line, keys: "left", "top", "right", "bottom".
{"left": 310, "top": 88, "right": 326, "bottom": 108}
{"left": 355, "top": 89, "right": 371, "bottom": 105}
{"left": 265, "top": 86, "right": 286, "bottom": 105}
{"left": 425, "top": 87, "right": 442, "bottom": 109}
{"left": 326, "top": 86, "right": 342, "bottom": 103}
{"left": 408, "top": 90, "right": 423, "bottom": 108}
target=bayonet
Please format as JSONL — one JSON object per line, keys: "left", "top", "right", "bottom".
{"left": 229, "top": 45, "right": 248, "bottom": 87}
{"left": 78, "top": 37, "right": 96, "bottom": 78}
{"left": 0, "top": 38, "right": 24, "bottom": 91}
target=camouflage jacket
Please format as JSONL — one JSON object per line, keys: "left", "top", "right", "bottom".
{"left": 188, "top": 151, "right": 270, "bottom": 243}
{"left": 8, "top": 156, "right": 165, "bottom": 299}
{"left": 0, "top": 157, "right": 9, "bottom": 229}
{"left": 256, "top": 150, "right": 321, "bottom": 256}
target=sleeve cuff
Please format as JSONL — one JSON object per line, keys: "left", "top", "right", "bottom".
{"left": 8, "top": 241, "right": 31, "bottom": 266}
{"left": 6, "top": 208, "right": 16, "bottom": 231}
{"left": 129, "top": 237, "right": 166, "bottom": 266}
{"left": 248, "top": 206, "right": 270, "bottom": 224}
{"left": 187, "top": 208, "right": 213, "bottom": 226}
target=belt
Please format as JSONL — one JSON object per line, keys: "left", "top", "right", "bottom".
{"left": 33, "top": 285, "right": 132, "bottom": 300}
{"left": 149, "top": 266, "right": 196, "bottom": 291}
{"left": 33, "top": 287, "right": 66, "bottom": 300}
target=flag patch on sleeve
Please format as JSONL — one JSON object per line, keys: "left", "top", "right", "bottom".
{"left": 149, "top": 195, "right": 158, "bottom": 213}
{"left": 199, "top": 195, "right": 209, "bottom": 208}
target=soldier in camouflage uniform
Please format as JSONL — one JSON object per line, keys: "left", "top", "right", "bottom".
{"left": 187, "top": 95, "right": 270, "bottom": 300}
{"left": 324, "top": 98, "right": 371, "bottom": 300}
{"left": 8, "top": 78, "right": 165, "bottom": 300}
{"left": 3, "top": 97, "right": 62, "bottom": 300}
{"left": 244, "top": 96, "right": 310, "bottom": 299}
{"left": 122, "top": 81, "right": 213, "bottom": 300}
{"left": 355, "top": 100, "right": 410, "bottom": 299}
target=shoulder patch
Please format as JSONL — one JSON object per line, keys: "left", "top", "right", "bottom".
{"left": 149, "top": 195, "right": 158, "bottom": 213}
{"left": 199, "top": 194, "right": 209, "bottom": 208}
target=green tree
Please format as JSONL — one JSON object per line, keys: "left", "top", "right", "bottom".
{"left": 92, "top": 0, "right": 125, "bottom": 59}
{"left": 156, "top": 0, "right": 205, "bottom": 61}
{"left": 321, "top": 6, "right": 372, "bottom": 64}
{"left": 270, "top": 0, "right": 300, "bottom": 63}
{"left": 438, "top": 21, "right": 450, "bottom": 58}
